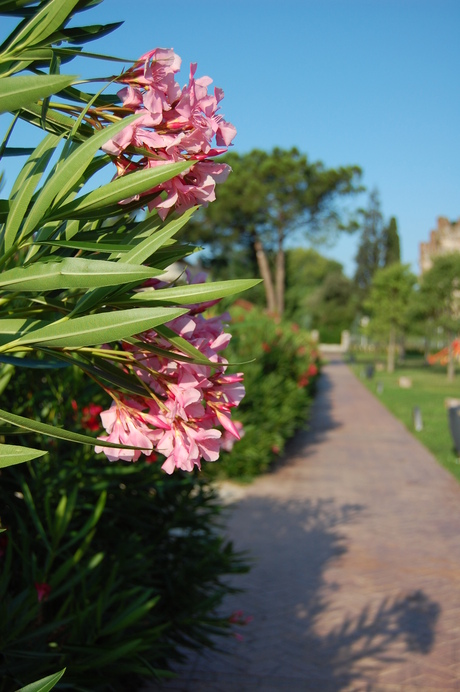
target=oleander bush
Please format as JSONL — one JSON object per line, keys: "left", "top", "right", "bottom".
{"left": 207, "top": 303, "right": 321, "bottom": 481}
{"left": 0, "top": 366, "right": 248, "bottom": 691}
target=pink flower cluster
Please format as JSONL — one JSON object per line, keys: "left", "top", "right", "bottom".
{"left": 95, "top": 284, "right": 244, "bottom": 474}
{"left": 103, "top": 48, "right": 236, "bottom": 219}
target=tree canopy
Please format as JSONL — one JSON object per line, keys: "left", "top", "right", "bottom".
{"left": 419, "top": 252, "right": 460, "bottom": 380}
{"left": 354, "top": 191, "right": 401, "bottom": 301}
{"left": 186, "top": 148, "right": 362, "bottom": 315}
{"left": 364, "top": 263, "right": 416, "bottom": 372}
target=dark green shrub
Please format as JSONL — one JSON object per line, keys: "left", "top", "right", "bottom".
{"left": 206, "top": 304, "right": 320, "bottom": 481}
{"left": 0, "top": 369, "right": 248, "bottom": 691}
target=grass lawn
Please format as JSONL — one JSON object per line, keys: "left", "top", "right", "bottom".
{"left": 349, "top": 353, "right": 460, "bottom": 483}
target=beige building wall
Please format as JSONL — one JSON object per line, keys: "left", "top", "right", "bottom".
{"left": 419, "top": 217, "right": 460, "bottom": 274}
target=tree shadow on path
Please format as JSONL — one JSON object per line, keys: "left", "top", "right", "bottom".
{"left": 152, "top": 496, "right": 441, "bottom": 691}
{"left": 219, "top": 496, "right": 440, "bottom": 691}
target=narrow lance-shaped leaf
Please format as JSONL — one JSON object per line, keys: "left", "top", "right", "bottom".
{"left": 48, "top": 160, "right": 191, "bottom": 220}
{"left": 16, "top": 668, "right": 66, "bottom": 692}
{"left": 20, "top": 113, "right": 141, "bottom": 238}
{"left": 33, "top": 239, "right": 135, "bottom": 253}
{"left": 44, "top": 21, "right": 124, "bottom": 46}
{"left": 70, "top": 211, "right": 193, "bottom": 317}
{"left": 121, "top": 207, "right": 196, "bottom": 266}
{"left": 0, "top": 74, "right": 76, "bottom": 114}
{"left": 0, "top": 318, "right": 42, "bottom": 346}
{"left": 9, "top": 307, "right": 187, "bottom": 349}
{"left": 0, "top": 258, "right": 163, "bottom": 291}
{"left": 1, "top": 0, "right": 80, "bottom": 54}
{"left": 3, "top": 132, "right": 63, "bottom": 252}
{"left": 126, "top": 279, "right": 262, "bottom": 305}
{"left": 0, "top": 443, "right": 47, "bottom": 468}
{"left": 17, "top": 101, "right": 94, "bottom": 141}
{"left": 0, "top": 407, "right": 151, "bottom": 451}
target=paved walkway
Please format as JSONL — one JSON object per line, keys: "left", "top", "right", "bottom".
{"left": 149, "top": 357, "right": 460, "bottom": 691}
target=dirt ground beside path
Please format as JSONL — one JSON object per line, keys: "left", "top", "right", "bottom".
{"left": 145, "top": 357, "right": 460, "bottom": 691}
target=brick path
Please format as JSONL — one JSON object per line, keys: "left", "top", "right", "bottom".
{"left": 148, "top": 357, "right": 460, "bottom": 691}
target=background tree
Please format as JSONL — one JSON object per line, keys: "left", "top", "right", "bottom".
{"left": 354, "top": 188, "right": 385, "bottom": 299}
{"left": 364, "top": 263, "right": 416, "bottom": 372}
{"left": 308, "top": 272, "right": 357, "bottom": 344}
{"left": 284, "top": 247, "right": 345, "bottom": 325}
{"left": 382, "top": 216, "right": 401, "bottom": 266}
{"left": 419, "top": 253, "right": 460, "bottom": 381}
{"left": 187, "top": 148, "right": 362, "bottom": 315}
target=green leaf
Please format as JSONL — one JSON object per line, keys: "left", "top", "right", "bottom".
{"left": 2, "top": 0, "right": 80, "bottom": 53}
{"left": 20, "top": 113, "right": 141, "bottom": 237}
{"left": 33, "top": 239, "right": 135, "bottom": 253}
{"left": 0, "top": 318, "right": 42, "bottom": 346}
{"left": 11, "top": 306, "right": 187, "bottom": 348}
{"left": 44, "top": 22, "right": 123, "bottom": 46}
{"left": 17, "top": 101, "right": 94, "bottom": 140}
{"left": 1, "top": 146, "right": 34, "bottom": 156}
{"left": 53, "top": 47, "right": 133, "bottom": 63}
{"left": 16, "top": 668, "right": 66, "bottom": 692}
{"left": 121, "top": 208, "right": 195, "bottom": 266}
{"left": 4, "top": 132, "right": 62, "bottom": 252}
{"left": 0, "top": 407, "right": 150, "bottom": 451}
{"left": 49, "top": 160, "right": 191, "bottom": 220}
{"left": 100, "top": 594, "right": 159, "bottom": 636}
{"left": 0, "top": 74, "right": 76, "bottom": 113}
{"left": 0, "top": 443, "right": 47, "bottom": 467}
{"left": 0, "top": 258, "right": 162, "bottom": 291}
{"left": 127, "top": 279, "right": 262, "bottom": 305}
{"left": 0, "top": 354, "right": 69, "bottom": 368}
{"left": 0, "top": 111, "right": 19, "bottom": 160}
{"left": 155, "top": 325, "right": 214, "bottom": 366}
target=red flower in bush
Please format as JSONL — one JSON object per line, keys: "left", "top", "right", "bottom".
{"left": 145, "top": 452, "right": 158, "bottom": 464}
{"left": 81, "top": 404, "right": 103, "bottom": 431}
{"left": 261, "top": 342, "right": 271, "bottom": 353}
{"left": 297, "top": 374, "right": 310, "bottom": 388}
{"left": 34, "top": 582, "right": 51, "bottom": 602}
{"left": 307, "top": 364, "right": 318, "bottom": 377}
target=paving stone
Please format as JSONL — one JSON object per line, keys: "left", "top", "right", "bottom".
{"left": 143, "top": 358, "right": 460, "bottom": 691}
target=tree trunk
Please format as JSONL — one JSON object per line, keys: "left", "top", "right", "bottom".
{"left": 253, "top": 238, "right": 277, "bottom": 314}
{"left": 387, "top": 324, "right": 396, "bottom": 373}
{"left": 275, "top": 245, "right": 285, "bottom": 316}
{"left": 447, "top": 331, "right": 455, "bottom": 381}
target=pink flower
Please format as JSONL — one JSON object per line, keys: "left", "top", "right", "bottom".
{"left": 100, "top": 48, "right": 235, "bottom": 219}
{"left": 95, "top": 401, "right": 153, "bottom": 461}
{"left": 96, "top": 279, "right": 245, "bottom": 473}
{"left": 148, "top": 160, "right": 231, "bottom": 220}
{"left": 221, "top": 421, "right": 244, "bottom": 452}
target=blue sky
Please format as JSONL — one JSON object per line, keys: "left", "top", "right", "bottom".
{"left": 3, "top": 0, "right": 460, "bottom": 276}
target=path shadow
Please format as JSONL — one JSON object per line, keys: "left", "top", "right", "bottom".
{"left": 272, "top": 368, "right": 342, "bottom": 471}
{"left": 151, "top": 496, "right": 440, "bottom": 691}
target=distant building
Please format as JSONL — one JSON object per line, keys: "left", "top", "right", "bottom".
{"left": 419, "top": 217, "right": 460, "bottom": 274}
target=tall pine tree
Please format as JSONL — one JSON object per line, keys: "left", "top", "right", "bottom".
{"left": 383, "top": 216, "right": 401, "bottom": 266}
{"left": 354, "top": 188, "right": 385, "bottom": 296}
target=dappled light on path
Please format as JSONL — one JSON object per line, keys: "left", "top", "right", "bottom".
{"left": 148, "top": 359, "right": 460, "bottom": 691}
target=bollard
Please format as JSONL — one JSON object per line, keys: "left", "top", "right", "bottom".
{"left": 448, "top": 405, "right": 460, "bottom": 455}
{"left": 412, "top": 406, "right": 423, "bottom": 432}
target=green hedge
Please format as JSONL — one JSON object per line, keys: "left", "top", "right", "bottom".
{"left": 207, "top": 304, "right": 320, "bottom": 481}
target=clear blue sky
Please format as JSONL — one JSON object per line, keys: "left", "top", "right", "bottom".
{"left": 4, "top": 0, "right": 460, "bottom": 276}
